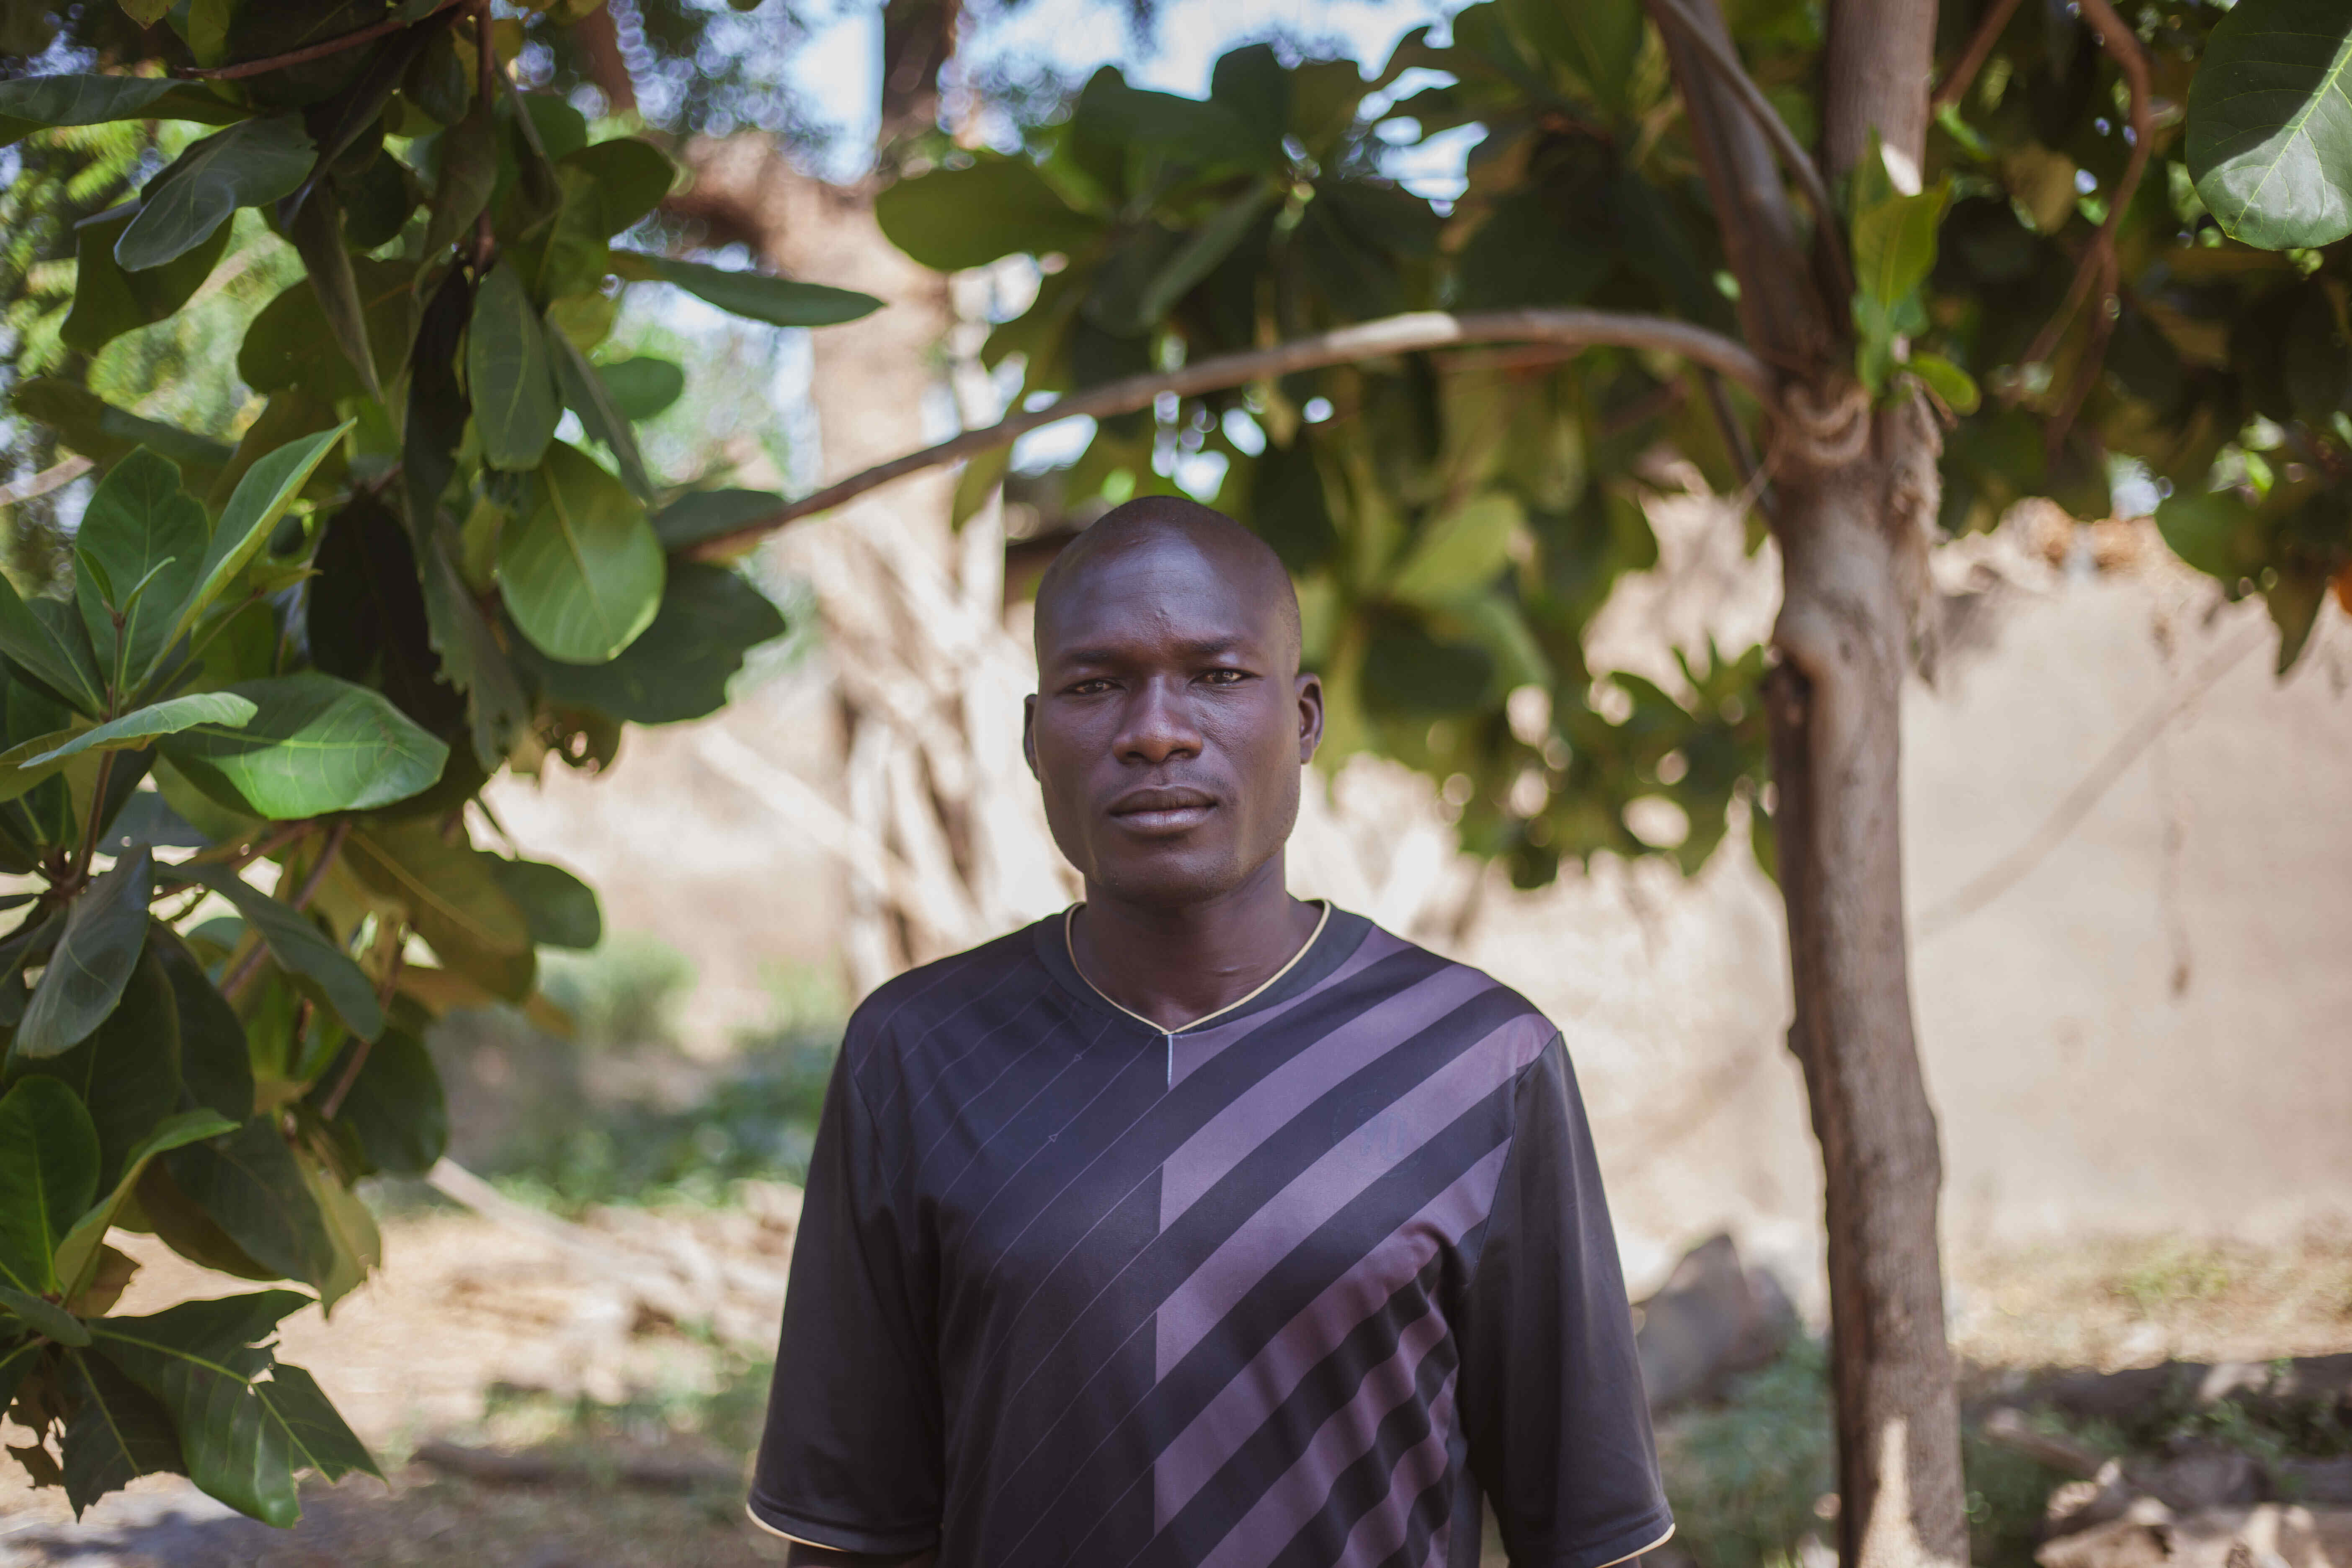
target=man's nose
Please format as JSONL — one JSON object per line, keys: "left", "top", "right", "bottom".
{"left": 1113, "top": 677, "right": 1203, "bottom": 765}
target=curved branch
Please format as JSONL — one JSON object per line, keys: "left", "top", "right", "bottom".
{"left": 2021, "top": 0, "right": 2153, "bottom": 407}
{"left": 1647, "top": 0, "right": 1853, "bottom": 298}
{"left": 1932, "top": 0, "right": 2029, "bottom": 112}
{"left": 176, "top": 0, "right": 467, "bottom": 80}
{"left": 685, "top": 307, "right": 1775, "bottom": 558}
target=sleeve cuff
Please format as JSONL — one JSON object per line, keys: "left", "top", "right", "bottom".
{"left": 745, "top": 1491, "right": 941, "bottom": 1556}
{"left": 1516, "top": 1508, "right": 1679, "bottom": 1568}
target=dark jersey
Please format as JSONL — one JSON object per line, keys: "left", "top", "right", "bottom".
{"left": 749, "top": 904, "right": 1671, "bottom": 1568}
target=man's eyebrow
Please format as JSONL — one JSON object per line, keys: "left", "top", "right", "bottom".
{"left": 1050, "top": 634, "right": 1253, "bottom": 665}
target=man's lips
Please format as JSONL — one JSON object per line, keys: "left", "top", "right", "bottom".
{"left": 1107, "top": 786, "right": 1217, "bottom": 835}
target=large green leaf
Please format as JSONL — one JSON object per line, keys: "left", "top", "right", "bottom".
{"left": 2187, "top": 0, "right": 2352, "bottom": 250}
{"left": 467, "top": 261, "right": 562, "bottom": 471}
{"left": 0, "top": 1281, "right": 87, "bottom": 1344}
{"left": 484, "top": 857, "right": 601, "bottom": 949}
{"left": 237, "top": 261, "right": 414, "bottom": 402}
{"left": 85, "top": 1289, "right": 335, "bottom": 1526}
{"left": 284, "top": 193, "right": 382, "bottom": 404}
{"left": 1386, "top": 493, "right": 1524, "bottom": 604}
{"left": 154, "top": 927, "right": 253, "bottom": 1122}
{"left": 9, "top": 379, "right": 234, "bottom": 493}
{"left": 0, "top": 1076, "right": 99, "bottom": 1297}
{"left": 72, "top": 450, "right": 211, "bottom": 696}
{"left": 116, "top": 115, "right": 314, "bottom": 272}
{"left": 1850, "top": 143, "right": 1950, "bottom": 309}
{"left": 875, "top": 156, "right": 1104, "bottom": 271}
{"left": 61, "top": 1350, "right": 185, "bottom": 1517}
{"left": 158, "top": 672, "right": 448, "bottom": 820}
{"left": 14, "top": 693, "right": 259, "bottom": 774}
{"left": 525, "top": 560, "right": 784, "bottom": 724}
{"left": 150, "top": 424, "right": 353, "bottom": 684}
{"left": 15, "top": 848, "right": 154, "bottom": 1063}
{"left": 417, "top": 528, "right": 529, "bottom": 772}
{"left": 549, "top": 325, "right": 656, "bottom": 503}
{"left": 560, "top": 137, "right": 676, "bottom": 235}
{"left": 160, "top": 1122, "right": 339, "bottom": 1301}
{"left": 0, "top": 75, "right": 244, "bottom": 145}
{"left": 167, "top": 864, "right": 383, "bottom": 1041}
{"left": 54, "top": 1109, "right": 236, "bottom": 1301}
{"left": 498, "top": 441, "right": 664, "bottom": 663}
{"left": 611, "top": 251, "right": 882, "bottom": 328}
{"left": 0, "top": 575, "right": 105, "bottom": 718}
{"left": 62, "top": 205, "right": 233, "bottom": 354}
{"left": 346, "top": 818, "right": 532, "bottom": 991}
{"left": 312, "top": 1027, "right": 446, "bottom": 1177}
{"left": 651, "top": 488, "right": 783, "bottom": 551}
{"left": 0, "top": 1336, "right": 45, "bottom": 1422}
{"left": 596, "top": 356, "right": 686, "bottom": 420}
{"left": 23, "top": 944, "right": 181, "bottom": 1194}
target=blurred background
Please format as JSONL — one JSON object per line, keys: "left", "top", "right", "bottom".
{"left": 3, "top": 0, "right": 2350, "bottom": 1563}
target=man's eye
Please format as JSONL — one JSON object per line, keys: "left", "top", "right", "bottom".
{"left": 1070, "top": 678, "right": 1114, "bottom": 695}
{"left": 1202, "top": 669, "right": 1248, "bottom": 685}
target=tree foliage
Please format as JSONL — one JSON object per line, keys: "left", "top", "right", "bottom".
{"left": 0, "top": 0, "right": 872, "bottom": 1523}
{"left": 877, "top": 0, "right": 2352, "bottom": 888}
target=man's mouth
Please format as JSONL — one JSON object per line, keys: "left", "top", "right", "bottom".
{"left": 1107, "top": 786, "right": 1217, "bottom": 835}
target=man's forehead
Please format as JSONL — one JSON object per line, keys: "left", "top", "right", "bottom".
{"left": 1036, "top": 533, "right": 1276, "bottom": 658}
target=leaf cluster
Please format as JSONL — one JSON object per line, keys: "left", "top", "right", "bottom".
{"left": 0, "top": 0, "right": 870, "bottom": 1524}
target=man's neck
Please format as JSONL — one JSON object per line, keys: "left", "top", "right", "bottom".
{"left": 1071, "top": 859, "right": 1323, "bottom": 1032}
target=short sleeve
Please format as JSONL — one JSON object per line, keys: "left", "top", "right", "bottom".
{"left": 748, "top": 1039, "right": 944, "bottom": 1555}
{"left": 1459, "top": 1032, "right": 1674, "bottom": 1568}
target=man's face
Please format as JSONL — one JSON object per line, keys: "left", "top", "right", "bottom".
{"left": 1025, "top": 533, "right": 1322, "bottom": 907}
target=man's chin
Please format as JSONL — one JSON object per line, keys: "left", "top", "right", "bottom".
{"left": 1085, "top": 843, "right": 1251, "bottom": 908}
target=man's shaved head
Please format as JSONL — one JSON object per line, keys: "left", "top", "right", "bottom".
{"left": 1023, "top": 494, "right": 1322, "bottom": 909}
{"left": 1034, "top": 497, "right": 1302, "bottom": 669}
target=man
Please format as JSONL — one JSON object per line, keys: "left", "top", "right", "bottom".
{"left": 748, "top": 496, "right": 1672, "bottom": 1568}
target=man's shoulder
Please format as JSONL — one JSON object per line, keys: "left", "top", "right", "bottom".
{"left": 840, "top": 916, "right": 1058, "bottom": 1062}
{"left": 1338, "top": 914, "right": 1560, "bottom": 1049}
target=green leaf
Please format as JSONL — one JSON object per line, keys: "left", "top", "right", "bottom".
{"left": 651, "top": 487, "right": 782, "bottom": 551}
{"left": 253, "top": 1362, "right": 380, "bottom": 1483}
{"left": 15, "top": 694, "right": 259, "bottom": 773}
{"left": 524, "top": 560, "right": 784, "bottom": 724}
{"left": 10, "top": 378, "right": 235, "bottom": 488}
{"left": 875, "top": 155, "right": 1104, "bottom": 271}
{"left": 85, "top": 1288, "right": 317, "bottom": 1525}
{"left": 417, "top": 527, "right": 529, "bottom": 772}
{"left": 2155, "top": 486, "right": 2264, "bottom": 580}
{"left": 467, "top": 261, "right": 562, "bottom": 471}
{"left": 158, "top": 1121, "right": 342, "bottom": 1302}
{"left": 0, "top": 1283, "right": 88, "bottom": 1344}
{"left": 498, "top": 441, "right": 665, "bottom": 662}
{"left": 61, "top": 1350, "right": 184, "bottom": 1517}
{"left": 151, "top": 423, "right": 353, "bottom": 683}
{"left": 595, "top": 356, "right": 686, "bottom": 421}
{"left": 612, "top": 251, "right": 883, "bottom": 328}
{"left": 485, "top": 856, "right": 601, "bottom": 949}
{"left": 422, "top": 88, "right": 498, "bottom": 258}
{"left": 346, "top": 818, "right": 532, "bottom": 983}
{"left": 284, "top": 192, "right": 381, "bottom": 405}
{"left": 1386, "top": 493, "right": 1524, "bottom": 604}
{"left": 72, "top": 449, "right": 211, "bottom": 695}
{"left": 167, "top": 864, "right": 383, "bottom": 1041}
{"left": 549, "top": 324, "right": 656, "bottom": 503}
{"left": 0, "top": 1076, "right": 99, "bottom": 1296}
{"left": 238, "top": 264, "right": 416, "bottom": 402}
{"left": 1850, "top": 144, "right": 1951, "bottom": 308}
{"left": 0, "top": 1334, "right": 42, "bottom": 1413}
{"left": 560, "top": 137, "right": 676, "bottom": 235}
{"left": 157, "top": 671, "right": 449, "bottom": 820}
{"left": 1507, "top": 0, "right": 1644, "bottom": 116}
{"left": 15, "top": 848, "right": 154, "bottom": 1063}
{"left": 54, "top": 1109, "right": 235, "bottom": 1302}
{"left": 312, "top": 1027, "right": 446, "bottom": 1177}
{"left": 0, "top": 576, "right": 105, "bottom": 719}
{"left": 2187, "top": 0, "right": 2352, "bottom": 250}
{"left": 62, "top": 204, "right": 233, "bottom": 354}
{"left": 1135, "top": 185, "right": 1277, "bottom": 328}
{"left": 0, "top": 75, "right": 245, "bottom": 146}
{"left": 298, "top": 1156, "right": 378, "bottom": 1308}
{"left": 155, "top": 927, "right": 253, "bottom": 1123}
{"left": 1908, "top": 353, "right": 1981, "bottom": 414}
{"left": 22, "top": 942, "right": 181, "bottom": 1197}
{"left": 116, "top": 115, "right": 315, "bottom": 272}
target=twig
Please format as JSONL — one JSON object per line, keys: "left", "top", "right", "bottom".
{"left": 177, "top": 0, "right": 468, "bottom": 80}
{"left": 685, "top": 307, "right": 1777, "bottom": 557}
{"left": 290, "top": 819, "right": 350, "bottom": 911}
{"left": 1917, "top": 624, "right": 2265, "bottom": 942}
{"left": 1645, "top": 0, "right": 1854, "bottom": 298}
{"left": 65, "top": 752, "right": 118, "bottom": 891}
{"left": 319, "top": 918, "right": 402, "bottom": 1120}
{"left": 1932, "top": 0, "right": 2029, "bottom": 112}
{"left": 2019, "top": 0, "right": 2153, "bottom": 420}
{"left": 471, "top": 0, "right": 496, "bottom": 274}
{"left": 189, "top": 818, "right": 309, "bottom": 873}
{"left": 0, "top": 457, "right": 92, "bottom": 511}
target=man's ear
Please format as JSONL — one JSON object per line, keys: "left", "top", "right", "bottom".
{"left": 1023, "top": 694, "right": 1040, "bottom": 780}
{"left": 1294, "top": 672, "right": 1324, "bottom": 764}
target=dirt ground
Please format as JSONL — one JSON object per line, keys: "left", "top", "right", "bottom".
{"left": 4, "top": 1207, "right": 2348, "bottom": 1567}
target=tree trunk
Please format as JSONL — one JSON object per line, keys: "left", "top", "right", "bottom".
{"left": 1767, "top": 397, "right": 1965, "bottom": 1568}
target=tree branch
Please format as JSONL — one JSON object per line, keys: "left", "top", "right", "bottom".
{"left": 177, "top": 0, "right": 467, "bottom": 80}
{"left": 685, "top": 308, "right": 1776, "bottom": 558}
{"left": 572, "top": 3, "right": 638, "bottom": 118}
{"left": 1648, "top": 0, "right": 1853, "bottom": 298}
{"left": 1932, "top": 0, "right": 2028, "bottom": 112}
{"left": 2021, "top": 0, "right": 2153, "bottom": 423}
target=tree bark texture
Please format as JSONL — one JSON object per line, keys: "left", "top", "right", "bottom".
{"left": 1767, "top": 401, "right": 1965, "bottom": 1568}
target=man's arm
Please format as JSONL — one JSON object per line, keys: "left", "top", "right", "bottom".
{"left": 782, "top": 1545, "right": 936, "bottom": 1568}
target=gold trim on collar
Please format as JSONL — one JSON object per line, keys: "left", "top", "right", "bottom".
{"left": 1063, "top": 899, "right": 1331, "bottom": 1035}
